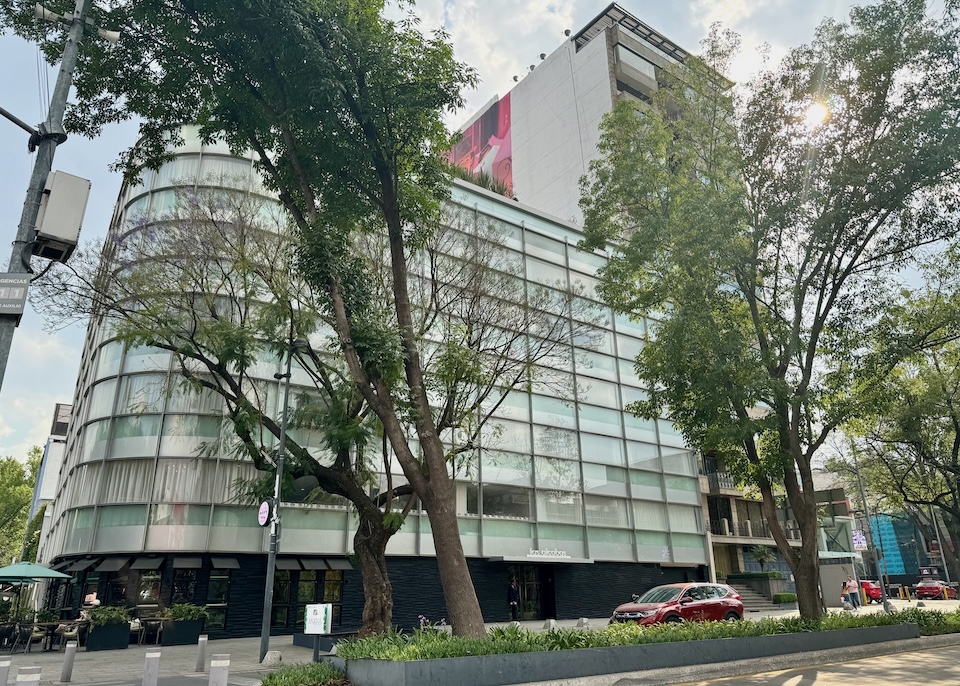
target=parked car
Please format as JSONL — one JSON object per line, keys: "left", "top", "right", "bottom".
{"left": 860, "top": 580, "right": 883, "bottom": 603}
{"left": 610, "top": 582, "right": 743, "bottom": 625}
{"left": 914, "top": 579, "right": 957, "bottom": 600}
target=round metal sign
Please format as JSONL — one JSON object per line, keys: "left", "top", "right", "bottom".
{"left": 258, "top": 501, "right": 271, "bottom": 527}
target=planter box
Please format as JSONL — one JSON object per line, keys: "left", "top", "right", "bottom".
{"left": 161, "top": 619, "right": 204, "bottom": 646}
{"left": 294, "top": 631, "right": 356, "bottom": 652}
{"left": 85, "top": 623, "right": 130, "bottom": 651}
{"left": 342, "top": 624, "right": 920, "bottom": 686}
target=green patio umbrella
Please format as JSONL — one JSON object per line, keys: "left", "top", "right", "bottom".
{"left": 0, "top": 562, "right": 70, "bottom": 616}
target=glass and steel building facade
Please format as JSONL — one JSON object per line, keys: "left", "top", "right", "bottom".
{"left": 40, "top": 128, "right": 708, "bottom": 636}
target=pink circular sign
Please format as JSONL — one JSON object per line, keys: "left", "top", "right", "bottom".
{"left": 258, "top": 501, "right": 271, "bottom": 526}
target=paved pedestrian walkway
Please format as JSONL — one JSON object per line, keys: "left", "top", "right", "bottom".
{"left": 3, "top": 597, "right": 957, "bottom": 685}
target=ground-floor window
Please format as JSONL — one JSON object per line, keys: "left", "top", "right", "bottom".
{"left": 272, "top": 568, "right": 343, "bottom": 629}
{"left": 205, "top": 570, "right": 230, "bottom": 630}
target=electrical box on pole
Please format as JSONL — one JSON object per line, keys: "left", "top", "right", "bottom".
{"left": 32, "top": 170, "right": 90, "bottom": 263}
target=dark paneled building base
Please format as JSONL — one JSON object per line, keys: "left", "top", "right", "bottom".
{"left": 48, "top": 553, "right": 706, "bottom": 639}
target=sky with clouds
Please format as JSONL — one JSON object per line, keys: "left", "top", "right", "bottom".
{"left": 0, "top": 0, "right": 871, "bottom": 461}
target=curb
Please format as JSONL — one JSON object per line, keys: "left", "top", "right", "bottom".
{"left": 510, "top": 633, "right": 960, "bottom": 686}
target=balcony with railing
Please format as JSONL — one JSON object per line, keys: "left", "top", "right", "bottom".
{"left": 706, "top": 517, "right": 802, "bottom": 543}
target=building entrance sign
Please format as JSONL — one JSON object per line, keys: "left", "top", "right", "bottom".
{"left": 304, "top": 603, "right": 333, "bottom": 635}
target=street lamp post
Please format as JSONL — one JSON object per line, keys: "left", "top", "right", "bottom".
{"left": 259, "top": 339, "right": 307, "bottom": 663}
{"left": 851, "top": 449, "right": 892, "bottom": 612}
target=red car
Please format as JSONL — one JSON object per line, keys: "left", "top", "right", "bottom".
{"left": 860, "top": 580, "right": 883, "bottom": 603}
{"left": 915, "top": 579, "right": 958, "bottom": 600}
{"left": 610, "top": 582, "right": 743, "bottom": 625}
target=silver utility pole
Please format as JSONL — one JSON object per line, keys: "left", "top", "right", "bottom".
{"left": 852, "top": 449, "right": 892, "bottom": 612}
{"left": 259, "top": 339, "right": 307, "bottom": 663}
{"left": 929, "top": 504, "right": 952, "bottom": 584}
{"left": 0, "top": 0, "right": 91, "bottom": 392}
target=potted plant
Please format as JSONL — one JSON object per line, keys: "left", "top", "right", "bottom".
{"left": 159, "top": 603, "right": 208, "bottom": 646}
{"left": 84, "top": 605, "right": 131, "bottom": 651}
{"left": 35, "top": 608, "right": 59, "bottom": 622}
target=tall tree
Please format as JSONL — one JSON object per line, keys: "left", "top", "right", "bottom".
{"left": 580, "top": 1, "right": 960, "bottom": 618}
{"left": 1, "top": 0, "right": 493, "bottom": 633}
{"left": 0, "top": 447, "right": 41, "bottom": 565}
{"left": 826, "top": 256, "right": 960, "bottom": 580}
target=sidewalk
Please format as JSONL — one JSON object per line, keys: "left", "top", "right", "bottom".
{"left": 3, "top": 597, "right": 957, "bottom": 685}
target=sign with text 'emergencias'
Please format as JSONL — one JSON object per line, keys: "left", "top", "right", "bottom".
{"left": 0, "top": 274, "right": 29, "bottom": 321}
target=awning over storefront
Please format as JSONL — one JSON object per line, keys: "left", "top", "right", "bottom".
{"left": 210, "top": 557, "right": 240, "bottom": 569}
{"left": 324, "top": 559, "right": 354, "bottom": 570}
{"left": 130, "top": 557, "right": 164, "bottom": 570}
{"left": 275, "top": 559, "right": 302, "bottom": 570}
{"left": 172, "top": 557, "right": 203, "bottom": 569}
{"left": 94, "top": 557, "right": 129, "bottom": 572}
{"left": 63, "top": 559, "right": 99, "bottom": 572}
{"left": 300, "top": 559, "right": 328, "bottom": 570}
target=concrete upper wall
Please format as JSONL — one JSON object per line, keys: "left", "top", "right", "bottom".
{"left": 511, "top": 36, "right": 614, "bottom": 226}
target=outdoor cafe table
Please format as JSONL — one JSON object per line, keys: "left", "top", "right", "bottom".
{"left": 29, "top": 621, "right": 87, "bottom": 652}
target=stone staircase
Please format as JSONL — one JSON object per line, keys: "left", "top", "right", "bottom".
{"left": 727, "top": 583, "right": 782, "bottom": 613}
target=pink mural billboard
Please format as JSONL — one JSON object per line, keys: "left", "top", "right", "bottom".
{"left": 447, "top": 93, "right": 513, "bottom": 194}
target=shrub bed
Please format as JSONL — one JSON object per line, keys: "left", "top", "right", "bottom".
{"left": 261, "top": 662, "right": 349, "bottom": 686}
{"left": 774, "top": 593, "right": 798, "bottom": 604}
{"left": 336, "top": 608, "right": 960, "bottom": 661}
{"left": 261, "top": 608, "right": 960, "bottom": 685}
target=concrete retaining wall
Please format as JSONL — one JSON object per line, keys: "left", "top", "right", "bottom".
{"left": 342, "top": 624, "right": 920, "bottom": 686}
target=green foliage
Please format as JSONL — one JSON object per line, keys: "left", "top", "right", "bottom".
{"left": 21, "top": 504, "right": 47, "bottom": 563}
{"left": 747, "top": 546, "right": 778, "bottom": 571}
{"left": 259, "top": 661, "right": 349, "bottom": 686}
{"left": 445, "top": 163, "right": 512, "bottom": 197}
{"left": 578, "top": 0, "right": 960, "bottom": 616}
{"left": 35, "top": 608, "right": 59, "bottom": 622}
{"left": 160, "top": 604, "right": 209, "bottom": 621}
{"left": 87, "top": 606, "right": 131, "bottom": 627}
{"left": 0, "top": 447, "right": 41, "bottom": 565}
{"left": 337, "top": 609, "right": 959, "bottom": 661}
{"left": 727, "top": 572, "right": 784, "bottom": 580}
{"left": 774, "top": 593, "right": 798, "bottom": 604}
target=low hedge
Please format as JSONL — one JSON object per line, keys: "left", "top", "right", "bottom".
{"left": 727, "top": 571, "right": 784, "bottom": 580}
{"left": 774, "top": 593, "right": 798, "bottom": 604}
{"left": 335, "top": 608, "right": 960, "bottom": 662}
{"left": 260, "top": 662, "right": 348, "bottom": 686}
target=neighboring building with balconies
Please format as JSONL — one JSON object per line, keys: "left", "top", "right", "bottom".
{"left": 699, "top": 455, "right": 801, "bottom": 583}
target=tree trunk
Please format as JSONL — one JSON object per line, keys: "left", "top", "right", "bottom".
{"left": 419, "top": 471, "right": 486, "bottom": 637}
{"left": 758, "top": 472, "right": 822, "bottom": 619}
{"left": 793, "top": 531, "right": 823, "bottom": 618}
{"left": 353, "top": 509, "right": 394, "bottom": 638}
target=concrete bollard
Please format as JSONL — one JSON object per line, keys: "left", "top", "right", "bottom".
{"left": 142, "top": 650, "right": 161, "bottom": 686}
{"left": 196, "top": 634, "right": 208, "bottom": 673}
{"left": 261, "top": 651, "right": 282, "bottom": 668}
{"left": 0, "top": 657, "right": 11, "bottom": 686}
{"left": 61, "top": 641, "right": 79, "bottom": 683}
{"left": 542, "top": 619, "right": 557, "bottom": 630}
{"left": 15, "top": 666, "right": 42, "bottom": 685}
{"left": 575, "top": 618, "right": 590, "bottom": 629}
{"left": 208, "top": 654, "right": 229, "bottom": 686}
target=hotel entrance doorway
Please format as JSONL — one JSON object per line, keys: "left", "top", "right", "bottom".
{"left": 507, "top": 564, "right": 556, "bottom": 620}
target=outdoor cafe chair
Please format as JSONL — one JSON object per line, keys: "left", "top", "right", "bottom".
{"left": 12, "top": 622, "right": 45, "bottom": 653}
{"left": 56, "top": 622, "right": 86, "bottom": 650}
{"left": 0, "top": 622, "right": 15, "bottom": 651}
